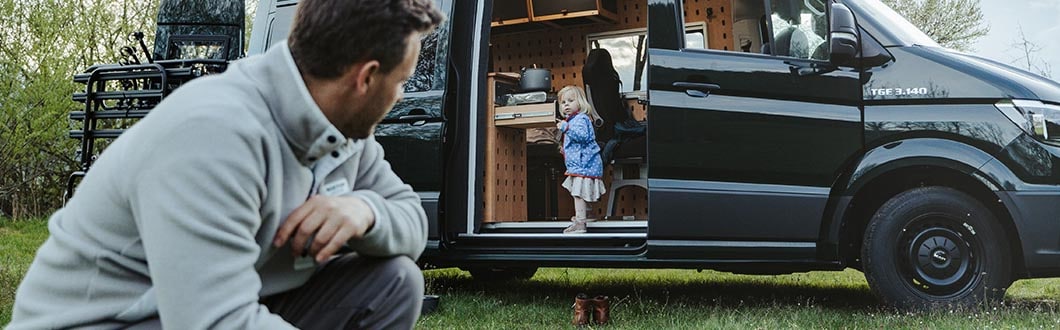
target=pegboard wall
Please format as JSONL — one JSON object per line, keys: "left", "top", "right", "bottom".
{"left": 484, "top": 75, "right": 529, "bottom": 222}
{"left": 490, "top": 0, "right": 735, "bottom": 92}
{"left": 627, "top": 99, "right": 646, "bottom": 121}
{"left": 484, "top": 127, "right": 528, "bottom": 222}
{"left": 684, "top": 0, "right": 736, "bottom": 51}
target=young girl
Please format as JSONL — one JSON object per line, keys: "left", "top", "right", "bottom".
{"left": 556, "top": 85, "right": 606, "bottom": 234}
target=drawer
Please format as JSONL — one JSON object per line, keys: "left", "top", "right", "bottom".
{"left": 494, "top": 102, "right": 558, "bottom": 129}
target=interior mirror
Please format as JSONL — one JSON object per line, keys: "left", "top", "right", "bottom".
{"left": 829, "top": 3, "right": 858, "bottom": 65}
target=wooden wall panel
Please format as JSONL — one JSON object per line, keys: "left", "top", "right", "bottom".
{"left": 684, "top": 0, "right": 735, "bottom": 51}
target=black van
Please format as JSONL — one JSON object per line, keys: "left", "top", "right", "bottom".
{"left": 246, "top": 0, "right": 1060, "bottom": 309}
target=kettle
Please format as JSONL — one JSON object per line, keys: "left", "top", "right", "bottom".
{"left": 519, "top": 66, "right": 551, "bottom": 93}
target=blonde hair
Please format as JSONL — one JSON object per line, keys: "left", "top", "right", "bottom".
{"left": 558, "top": 85, "right": 600, "bottom": 123}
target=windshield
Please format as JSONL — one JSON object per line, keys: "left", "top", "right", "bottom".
{"left": 849, "top": 0, "right": 939, "bottom": 47}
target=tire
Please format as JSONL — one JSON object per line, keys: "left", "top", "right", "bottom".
{"left": 862, "top": 186, "right": 1012, "bottom": 310}
{"left": 467, "top": 267, "right": 538, "bottom": 281}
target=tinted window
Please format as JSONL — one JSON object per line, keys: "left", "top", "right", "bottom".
{"left": 404, "top": 0, "right": 452, "bottom": 93}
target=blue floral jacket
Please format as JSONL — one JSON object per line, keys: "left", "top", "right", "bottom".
{"left": 560, "top": 112, "right": 603, "bottom": 178}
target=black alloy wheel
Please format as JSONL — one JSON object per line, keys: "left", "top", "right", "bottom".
{"left": 862, "top": 186, "right": 1011, "bottom": 310}
{"left": 898, "top": 214, "right": 979, "bottom": 298}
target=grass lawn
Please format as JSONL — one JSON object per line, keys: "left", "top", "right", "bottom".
{"left": 1, "top": 217, "right": 49, "bottom": 326}
{"left": 5, "top": 217, "right": 1060, "bottom": 328}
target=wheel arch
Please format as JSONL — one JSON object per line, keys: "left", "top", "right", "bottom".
{"left": 825, "top": 138, "right": 1026, "bottom": 278}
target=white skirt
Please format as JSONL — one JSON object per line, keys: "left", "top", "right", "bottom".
{"left": 562, "top": 176, "right": 607, "bottom": 202}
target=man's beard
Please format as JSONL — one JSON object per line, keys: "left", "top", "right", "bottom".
{"left": 344, "top": 102, "right": 389, "bottom": 139}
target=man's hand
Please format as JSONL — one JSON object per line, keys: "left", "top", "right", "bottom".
{"left": 273, "top": 195, "right": 376, "bottom": 263}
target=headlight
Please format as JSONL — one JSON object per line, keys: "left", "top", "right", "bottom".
{"left": 996, "top": 99, "right": 1060, "bottom": 143}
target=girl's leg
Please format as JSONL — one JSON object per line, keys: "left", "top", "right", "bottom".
{"left": 574, "top": 197, "right": 587, "bottom": 220}
{"left": 564, "top": 196, "right": 589, "bottom": 234}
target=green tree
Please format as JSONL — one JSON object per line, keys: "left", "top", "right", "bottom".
{"left": 0, "top": 0, "right": 159, "bottom": 218}
{"left": 881, "top": 0, "right": 989, "bottom": 51}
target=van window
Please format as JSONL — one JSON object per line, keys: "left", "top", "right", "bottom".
{"left": 587, "top": 24, "right": 705, "bottom": 93}
{"left": 404, "top": 23, "right": 449, "bottom": 93}
{"left": 768, "top": 0, "right": 828, "bottom": 60}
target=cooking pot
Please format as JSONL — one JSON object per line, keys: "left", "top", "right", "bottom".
{"left": 520, "top": 67, "right": 552, "bottom": 92}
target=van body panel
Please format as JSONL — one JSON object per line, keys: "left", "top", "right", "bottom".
{"left": 863, "top": 104, "right": 1023, "bottom": 154}
{"left": 864, "top": 47, "right": 1060, "bottom": 103}
{"left": 647, "top": 239, "right": 817, "bottom": 260}
{"left": 649, "top": 179, "right": 828, "bottom": 241}
{"left": 994, "top": 132, "right": 1060, "bottom": 186}
{"left": 994, "top": 176, "right": 1060, "bottom": 276}
{"left": 427, "top": 252, "right": 839, "bottom": 270}
{"left": 377, "top": 99, "right": 445, "bottom": 193}
{"left": 646, "top": 45, "right": 861, "bottom": 248}
{"left": 844, "top": 138, "right": 1000, "bottom": 194}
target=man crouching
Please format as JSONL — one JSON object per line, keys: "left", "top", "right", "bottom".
{"left": 9, "top": 0, "right": 445, "bottom": 328}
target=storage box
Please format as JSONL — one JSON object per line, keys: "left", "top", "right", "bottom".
{"left": 494, "top": 102, "right": 558, "bottom": 129}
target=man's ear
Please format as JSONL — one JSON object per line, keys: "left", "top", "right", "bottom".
{"left": 346, "top": 60, "right": 381, "bottom": 95}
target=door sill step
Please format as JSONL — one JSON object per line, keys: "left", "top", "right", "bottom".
{"left": 459, "top": 232, "right": 647, "bottom": 239}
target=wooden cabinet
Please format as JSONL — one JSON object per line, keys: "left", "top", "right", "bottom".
{"left": 530, "top": 0, "right": 617, "bottom": 25}
{"left": 491, "top": 0, "right": 531, "bottom": 27}
{"left": 491, "top": 0, "right": 617, "bottom": 34}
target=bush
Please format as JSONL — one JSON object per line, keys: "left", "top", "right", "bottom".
{"left": 0, "top": 0, "right": 158, "bottom": 218}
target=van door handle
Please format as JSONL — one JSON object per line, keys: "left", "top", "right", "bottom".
{"left": 398, "top": 114, "right": 432, "bottom": 121}
{"left": 673, "top": 82, "right": 720, "bottom": 97}
{"left": 398, "top": 114, "right": 432, "bottom": 126}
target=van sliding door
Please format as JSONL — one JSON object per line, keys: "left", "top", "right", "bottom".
{"left": 646, "top": 0, "right": 862, "bottom": 260}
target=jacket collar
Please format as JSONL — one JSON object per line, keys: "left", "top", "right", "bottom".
{"left": 255, "top": 42, "right": 347, "bottom": 165}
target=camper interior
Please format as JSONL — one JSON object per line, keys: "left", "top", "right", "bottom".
{"left": 477, "top": 0, "right": 779, "bottom": 234}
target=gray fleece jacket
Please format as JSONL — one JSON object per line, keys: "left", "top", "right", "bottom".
{"left": 8, "top": 42, "right": 427, "bottom": 329}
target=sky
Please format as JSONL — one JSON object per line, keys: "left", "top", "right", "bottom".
{"left": 971, "top": 0, "right": 1060, "bottom": 78}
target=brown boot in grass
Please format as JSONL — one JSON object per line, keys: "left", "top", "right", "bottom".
{"left": 592, "top": 295, "right": 610, "bottom": 325}
{"left": 572, "top": 293, "right": 592, "bottom": 326}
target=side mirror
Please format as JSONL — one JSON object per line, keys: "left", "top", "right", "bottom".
{"left": 829, "top": 3, "right": 858, "bottom": 65}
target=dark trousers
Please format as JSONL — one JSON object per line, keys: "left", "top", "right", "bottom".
{"left": 262, "top": 254, "right": 425, "bottom": 329}
{"left": 127, "top": 255, "right": 423, "bottom": 329}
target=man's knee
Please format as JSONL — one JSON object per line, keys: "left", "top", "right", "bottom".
{"left": 376, "top": 256, "right": 424, "bottom": 299}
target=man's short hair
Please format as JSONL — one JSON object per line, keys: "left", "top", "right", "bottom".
{"left": 289, "top": 0, "right": 446, "bottom": 79}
